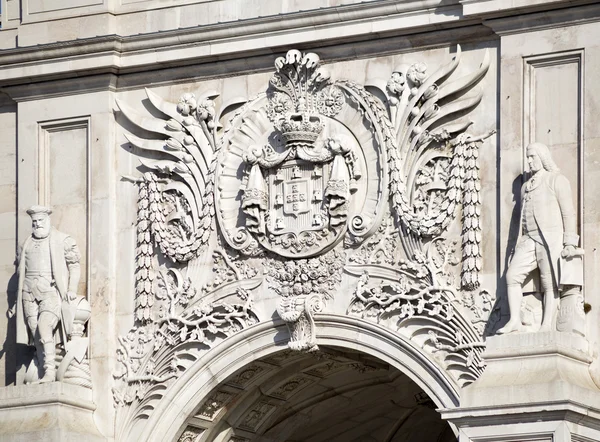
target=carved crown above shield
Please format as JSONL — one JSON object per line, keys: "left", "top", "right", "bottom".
{"left": 216, "top": 50, "right": 388, "bottom": 258}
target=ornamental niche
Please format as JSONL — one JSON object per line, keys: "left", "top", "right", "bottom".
{"left": 115, "top": 46, "right": 496, "bottom": 433}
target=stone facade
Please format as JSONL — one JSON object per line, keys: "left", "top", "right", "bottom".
{"left": 1, "top": 1, "right": 600, "bottom": 441}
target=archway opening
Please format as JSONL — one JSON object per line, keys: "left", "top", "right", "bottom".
{"left": 177, "top": 346, "right": 455, "bottom": 442}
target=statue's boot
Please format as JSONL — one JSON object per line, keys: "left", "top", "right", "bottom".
{"left": 539, "top": 289, "right": 559, "bottom": 332}
{"left": 39, "top": 339, "right": 56, "bottom": 383}
{"left": 496, "top": 284, "right": 524, "bottom": 334}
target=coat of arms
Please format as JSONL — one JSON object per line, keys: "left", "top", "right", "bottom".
{"left": 216, "top": 50, "right": 386, "bottom": 258}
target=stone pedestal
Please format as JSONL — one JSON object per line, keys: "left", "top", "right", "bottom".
{"left": 0, "top": 382, "right": 106, "bottom": 441}
{"left": 442, "top": 332, "right": 600, "bottom": 441}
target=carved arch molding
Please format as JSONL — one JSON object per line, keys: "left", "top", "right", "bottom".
{"left": 114, "top": 46, "right": 497, "bottom": 441}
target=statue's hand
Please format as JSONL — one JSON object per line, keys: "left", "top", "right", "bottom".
{"left": 561, "top": 244, "right": 576, "bottom": 258}
{"left": 67, "top": 291, "right": 78, "bottom": 301}
{"left": 7, "top": 306, "right": 15, "bottom": 319}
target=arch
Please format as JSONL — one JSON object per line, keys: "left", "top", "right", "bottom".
{"left": 137, "top": 315, "right": 460, "bottom": 442}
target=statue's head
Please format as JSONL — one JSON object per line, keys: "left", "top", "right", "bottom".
{"left": 526, "top": 142, "right": 559, "bottom": 174}
{"left": 26, "top": 205, "right": 52, "bottom": 239}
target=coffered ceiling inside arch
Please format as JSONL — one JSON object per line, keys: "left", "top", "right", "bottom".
{"left": 177, "top": 346, "right": 456, "bottom": 442}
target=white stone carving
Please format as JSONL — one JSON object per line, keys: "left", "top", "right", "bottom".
{"left": 112, "top": 254, "right": 260, "bottom": 440}
{"left": 120, "top": 46, "right": 493, "bottom": 365}
{"left": 119, "top": 89, "right": 217, "bottom": 263}
{"left": 356, "top": 45, "right": 494, "bottom": 290}
{"left": 498, "top": 142, "right": 582, "bottom": 334}
{"left": 216, "top": 50, "right": 387, "bottom": 258}
{"left": 267, "top": 250, "right": 344, "bottom": 351}
{"left": 343, "top": 46, "right": 495, "bottom": 385}
{"left": 116, "top": 47, "right": 495, "bottom": 435}
{"left": 12, "top": 205, "right": 91, "bottom": 386}
{"left": 113, "top": 266, "right": 259, "bottom": 407}
{"left": 118, "top": 89, "right": 219, "bottom": 320}
{"left": 116, "top": 86, "right": 266, "bottom": 433}
{"left": 347, "top": 263, "right": 486, "bottom": 386}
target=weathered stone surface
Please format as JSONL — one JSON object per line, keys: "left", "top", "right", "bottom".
{"left": 0, "top": 1, "right": 599, "bottom": 441}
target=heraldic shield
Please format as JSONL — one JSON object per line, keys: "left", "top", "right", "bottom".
{"left": 216, "top": 50, "right": 388, "bottom": 258}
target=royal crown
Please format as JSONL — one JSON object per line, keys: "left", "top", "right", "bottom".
{"left": 280, "top": 112, "right": 324, "bottom": 146}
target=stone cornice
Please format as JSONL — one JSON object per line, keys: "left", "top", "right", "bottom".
{"left": 0, "top": 0, "right": 595, "bottom": 97}
{"left": 0, "top": 0, "right": 484, "bottom": 97}
{"left": 483, "top": 1, "right": 600, "bottom": 35}
{"left": 1, "top": 25, "right": 496, "bottom": 101}
{"left": 0, "top": 0, "right": 462, "bottom": 65}
{"left": 461, "top": 0, "right": 600, "bottom": 18}
{"left": 441, "top": 400, "right": 600, "bottom": 430}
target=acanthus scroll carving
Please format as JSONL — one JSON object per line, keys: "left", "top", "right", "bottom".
{"left": 344, "top": 45, "right": 496, "bottom": 385}
{"left": 113, "top": 247, "right": 260, "bottom": 434}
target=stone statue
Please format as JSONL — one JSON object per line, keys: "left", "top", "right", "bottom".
{"left": 15, "top": 205, "right": 81, "bottom": 383}
{"left": 498, "top": 142, "right": 580, "bottom": 334}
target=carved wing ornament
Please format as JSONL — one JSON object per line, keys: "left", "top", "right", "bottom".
{"left": 115, "top": 46, "right": 497, "bottom": 432}
{"left": 119, "top": 89, "right": 218, "bottom": 262}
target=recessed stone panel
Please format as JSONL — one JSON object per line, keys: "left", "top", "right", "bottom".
{"left": 39, "top": 119, "right": 89, "bottom": 297}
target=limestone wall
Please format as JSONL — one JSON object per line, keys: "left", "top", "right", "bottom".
{"left": 0, "top": 97, "right": 17, "bottom": 386}
{"left": 0, "top": 1, "right": 600, "bottom": 441}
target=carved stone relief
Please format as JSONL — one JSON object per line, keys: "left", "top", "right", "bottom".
{"left": 267, "top": 375, "right": 312, "bottom": 400}
{"left": 341, "top": 46, "right": 494, "bottom": 386}
{"left": 178, "top": 427, "right": 205, "bottom": 442}
{"left": 216, "top": 50, "right": 387, "bottom": 259}
{"left": 113, "top": 264, "right": 259, "bottom": 407}
{"left": 196, "top": 390, "right": 235, "bottom": 421}
{"left": 498, "top": 142, "right": 584, "bottom": 335}
{"left": 267, "top": 250, "right": 344, "bottom": 351}
{"left": 11, "top": 205, "right": 91, "bottom": 387}
{"left": 116, "top": 45, "right": 495, "bottom": 434}
{"left": 226, "top": 364, "right": 270, "bottom": 389}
